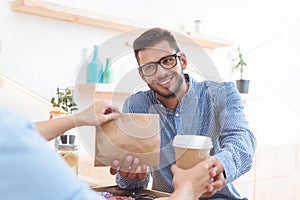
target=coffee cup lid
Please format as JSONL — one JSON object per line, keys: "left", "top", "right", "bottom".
{"left": 172, "top": 135, "right": 213, "bottom": 149}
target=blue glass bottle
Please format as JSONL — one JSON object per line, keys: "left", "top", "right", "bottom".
{"left": 87, "top": 45, "right": 103, "bottom": 83}
{"left": 102, "top": 58, "right": 113, "bottom": 84}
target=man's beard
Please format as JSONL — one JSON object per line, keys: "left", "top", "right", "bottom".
{"left": 148, "top": 72, "right": 184, "bottom": 99}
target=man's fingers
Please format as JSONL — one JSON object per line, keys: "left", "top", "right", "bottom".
{"left": 207, "top": 184, "right": 214, "bottom": 193}
{"left": 137, "top": 164, "right": 148, "bottom": 180}
{"left": 204, "top": 173, "right": 226, "bottom": 197}
{"left": 127, "top": 158, "right": 140, "bottom": 180}
{"left": 209, "top": 167, "right": 217, "bottom": 177}
{"left": 110, "top": 160, "right": 119, "bottom": 175}
{"left": 211, "top": 177, "right": 226, "bottom": 190}
{"left": 120, "top": 155, "right": 133, "bottom": 172}
{"left": 119, "top": 171, "right": 128, "bottom": 177}
{"left": 110, "top": 156, "right": 147, "bottom": 180}
{"left": 110, "top": 167, "right": 118, "bottom": 175}
{"left": 170, "top": 164, "right": 180, "bottom": 174}
{"left": 119, "top": 155, "right": 133, "bottom": 177}
{"left": 204, "top": 157, "right": 216, "bottom": 169}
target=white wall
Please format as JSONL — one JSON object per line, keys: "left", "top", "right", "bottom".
{"left": 0, "top": 74, "right": 52, "bottom": 121}
{"left": 0, "top": 1, "right": 120, "bottom": 100}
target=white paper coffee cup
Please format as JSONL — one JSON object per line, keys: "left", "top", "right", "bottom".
{"left": 173, "top": 135, "right": 213, "bottom": 169}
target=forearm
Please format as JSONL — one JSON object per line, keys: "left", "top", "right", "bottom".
{"left": 35, "top": 101, "right": 120, "bottom": 141}
{"left": 169, "top": 184, "right": 195, "bottom": 200}
{"left": 35, "top": 115, "right": 75, "bottom": 141}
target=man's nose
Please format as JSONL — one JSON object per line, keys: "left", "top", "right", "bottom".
{"left": 155, "top": 64, "right": 168, "bottom": 75}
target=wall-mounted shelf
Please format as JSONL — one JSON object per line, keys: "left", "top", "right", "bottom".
{"left": 77, "top": 84, "right": 131, "bottom": 104}
{"left": 77, "top": 84, "right": 134, "bottom": 108}
{"left": 11, "top": 0, "right": 232, "bottom": 49}
{"left": 78, "top": 83, "right": 130, "bottom": 95}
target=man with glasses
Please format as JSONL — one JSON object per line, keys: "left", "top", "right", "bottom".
{"left": 110, "top": 28, "right": 256, "bottom": 199}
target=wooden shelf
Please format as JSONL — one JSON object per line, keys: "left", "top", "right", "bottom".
{"left": 78, "top": 83, "right": 131, "bottom": 95}
{"left": 77, "top": 84, "right": 131, "bottom": 103}
{"left": 11, "top": 0, "right": 232, "bottom": 49}
{"left": 11, "top": 0, "right": 139, "bottom": 32}
{"left": 185, "top": 31, "right": 232, "bottom": 49}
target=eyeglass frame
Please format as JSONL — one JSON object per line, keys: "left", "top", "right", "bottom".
{"left": 138, "top": 52, "right": 181, "bottom": 77}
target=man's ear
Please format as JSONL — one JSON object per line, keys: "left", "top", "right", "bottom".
{"left": 179, "top": 53, "right": 187, "bottom": 70}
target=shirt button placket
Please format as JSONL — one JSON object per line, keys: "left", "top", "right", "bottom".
{"left": 174, "top": 112, "right": 181, "bottom": 133}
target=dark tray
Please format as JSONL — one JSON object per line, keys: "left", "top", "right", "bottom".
{"left": 92, "top": 185, "right": 170, "bottom": 199}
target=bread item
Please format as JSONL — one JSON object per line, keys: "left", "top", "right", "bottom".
{"left": 108, "top": 197, "right": 135, "bottom": 200}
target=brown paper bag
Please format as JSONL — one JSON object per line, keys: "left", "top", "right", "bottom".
{"left": 94, "top": 113, "right": 160, "bottom": 167}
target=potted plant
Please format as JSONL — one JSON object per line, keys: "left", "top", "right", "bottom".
{"left": 50, "top": 86, "right": 78, "bottom": 115}
{"left": 233, "top": 46, "right": 250, "bottom": 93}
{"left": 50, "top": 86, "right": 78, "bottom": 144}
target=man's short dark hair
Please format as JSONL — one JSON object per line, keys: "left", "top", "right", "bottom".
{"left": 133, "top": 28, "right": 180, "bottom": 64}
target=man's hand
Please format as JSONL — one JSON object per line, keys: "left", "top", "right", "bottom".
{"left": 110, "top": 155, "right": 148, "bottom": 180}
{"left": 202, "top": 158, "right": 226, "bottom": 197}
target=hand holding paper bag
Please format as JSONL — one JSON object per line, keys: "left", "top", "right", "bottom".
{"left": 94, "top": 113, "right": 161, "bottom": 169}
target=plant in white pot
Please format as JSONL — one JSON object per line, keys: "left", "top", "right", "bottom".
{"left": 233, "top": 46, "right": 250, "bottom": 93}
{"left": 50, "top": 86, "right": 78, "bottom": 145}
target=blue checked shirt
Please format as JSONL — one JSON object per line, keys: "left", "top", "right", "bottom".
{"left": 117, "top": 74, "right": 256, "bottom": 200}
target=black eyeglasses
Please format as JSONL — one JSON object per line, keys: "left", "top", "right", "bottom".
{"left": 138, "top": 52, "right": 181, "bottom": 77}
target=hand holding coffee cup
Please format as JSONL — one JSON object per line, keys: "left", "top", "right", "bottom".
{"left": 173, "top": 135, "right": 213, "bottom": 169}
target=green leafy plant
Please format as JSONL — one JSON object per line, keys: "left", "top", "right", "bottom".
{"left": 233, "top": 46, "right": 247, "bottom": 80}
{"left": 50, "top": 86, "right": 78, "bottom": 114}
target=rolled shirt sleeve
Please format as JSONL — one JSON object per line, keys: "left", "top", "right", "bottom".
{"left": 212, "top": 82, "right": 256, "bottom": 182}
